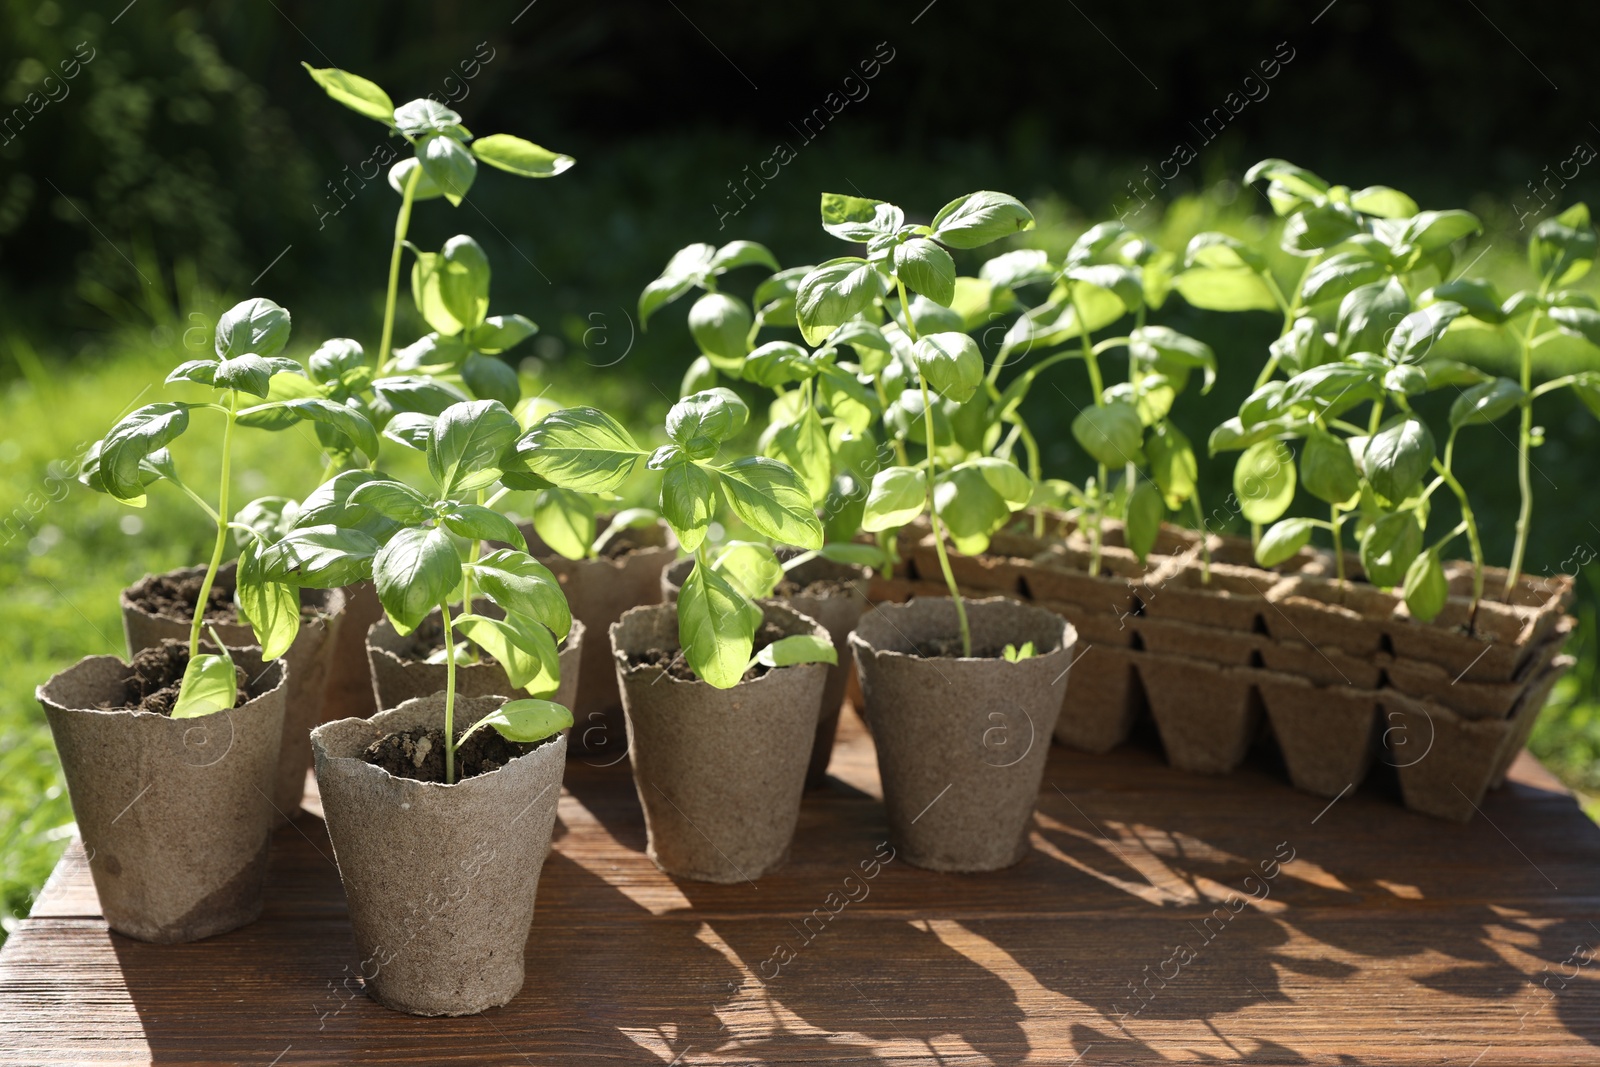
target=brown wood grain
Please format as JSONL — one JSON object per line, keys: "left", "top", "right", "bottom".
{"left": 3, "top": 707, "right": 1598, "bottom": 1066}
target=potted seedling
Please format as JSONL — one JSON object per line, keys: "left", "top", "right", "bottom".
{"left": 770, "top": 190, "right": 1075, "bottom": 871}
{"left": 307, "top": 398, "right": 575, "bottom": 1015}
{"left": 302, "top": 63, "right": 573, "bottom": 720}
{"left": 512, "top": 389, "right": 836, "bottom": 881}
{"left": 44, "top": 297, "right": 377, "bottom": 940}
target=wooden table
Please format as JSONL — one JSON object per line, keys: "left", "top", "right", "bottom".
{"left": 3, "top": 707, "right": 1599, "bottom": 1066}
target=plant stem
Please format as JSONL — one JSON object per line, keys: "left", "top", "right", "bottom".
{"left": 1433, "top": 458, "right": 1485, "bottom": 612}
{"left": 1188, "top": 492, "right": 1212, "bottom": 583}
{"left": 1009, "top": 415, "right": 1045, "bottom": 537}
{"left": 440, "top": 600, "right": 459, "bottom": 784}
{"left": 376, "top": 166, "right": 422, "bottom": 376}
{"left": 1506, "top": 308, "right": 1543, "bottom": 596}
{"left": 1330, "top": 505, "right": 1346, "bottom": 588}
{"left": 1069, "top": 287, "right": 1109, "bottom": 577}
{"left": 189, "top": 390, "right": 237, "bottom": 658}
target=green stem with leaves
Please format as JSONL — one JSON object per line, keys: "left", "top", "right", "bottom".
{"left": 376, "top": 166, "right": 422, "bottom": 376}
{"left": 441, "top": 598, "right": 459, "bottom": 784}
{"left": 1506, "top": 304, "right": 1545, "bottom": 596}
{"left": 189, "top": 389, "right": 237, "bottom": 658}
{"left": 1068, "top": 287, "right": 1109, "bottom": 576}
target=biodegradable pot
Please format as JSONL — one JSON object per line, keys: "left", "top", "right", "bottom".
{"left": 122, "top": 563, "right": 344, "bottom": 819}
{"left": 1137, "top": 652, "right": 1262, "bottom": 775}
{"left": 1384, "top": 617, "right": 1570, "bottom": 720}
{"left": 1255, "top": 672, "right": 1380, "bottom": 797}
{"left": 518, "top": 517, "right": 676, "bottom": 758}
{"left": 1035, "top": 600, "right": 1143, "bottom": 753}
{"left": 1262, "top": 578, "right": 1399, "bottom": 656}
{"left": 1136, "top": 558, "right": 1274, "bottom": 633}
{"left": 850, "top": 596, "right": 1075, "bottom": 872}
{"left": 1019, "top": 543, "right": 1146, "bottom": 615}
{"left": 366, "top": 600, "right": 584, "bottom": 714}
{"left": 322, "top": 581, "right": 384, "bottom": 721}
{"left": 1489, "top": 656, "right": 1575, "bottom": 788}
{"left": 38, "top": 648, "right": 287, "bottom": 943}
{"left": 1383, "top": 597, "right": 1548, "bottom": 683}
{"left": 1135, "top": 616, "right": 1272, "bottom": 667}
{"left": 312, "top": 695, "right": 566, "bottom": 1016}
{"left": 1257, "top": 640, "right": 1386, "bottom": 689}
{"left": 909, "top": 535, "right": 1031, "bottom": 598}
{"left": 661, "top": 554, "right": 872, "bottom": 788}
{"left": 611, "top": 602, "right": 828, "bottom": 883}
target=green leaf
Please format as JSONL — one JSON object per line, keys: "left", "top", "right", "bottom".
{"left": 752, "top": 265, "right": 810, "bottom": 326}
{"left": 718, "top": 456, "right": 823, "bottom": 548}
{"left": 660, "top": 459, "right": 716, "bottom": 552}
{"left": 348, "top": 479, "right": 433, "bottom": 524}
{"left": 1301, "top": 251, "right": 1390, "bottom": 307}
{"left": 372, "top": 375, "right": 471, "bottom": 416}
{"left": 1257, "top": 517, "right": 1317, "bottom": 567}
{"left": 468, "top": 134, "right": 574, "bottom": 179}
{"left": 1146, "top": 422, "right": 1197, "bottom": 509}
{"left": 1363, "top": 416, "right": 1434, "bottom": 505}
{"left": 911, "top": 332, "right": 983, "bottom": 404}
{"left": 1072, "top": 402, "right": 1145, "bottom": 467}
{"left": 1066, "top": 264, "right": 1144, "bottom": 312}
{"left": 711, "top": 240, "right": 780, "bottom": 273}
{"left": 763, "top": 406, "right": 831, "bottom": 503}
{"left": 1350, "top": 185, "right": 1418, "bottom": 219}
{"left": 820, "top": 193, "right": 903, "bottom": 242}
{"left": 481, "top": 698, "right": 573, "bottom": 742}
{"left": 439, "top": 235, "right": 491, "bottom": 332}
{"left": 1530, "top": 203, "right": 1595, "bottom": 286}
{"left": 713, "top": 541, "right": 784, "bottom": 600}
{"left": 1282, "top": 203, "right": 1362, "bottom": 254}
{"left": 470, "top": 314, "right": 538, "bottom": 355}
{"left": 1245, "top": 158, "right": 1330, "bottom": 202}
{"left": 455, "top": 614, "right": 560, "bottom": 695}
{"left": 1570, "top": 372, "right": 1600, "bottom": 420}
{"left": 462, "top": 353, "right": 521, "bottom": 408}
{"left": 1549, "top": 305, "right": 1600, "bottom": 348}
{"left": 166, "top": 359, "right": 218, "bottom": 387}
{"left": 215, "top": 297, "right": 291, "bottom": 359}
{"left": 1397, "top": 209, "right": 1482, "bottom": 254}
{"left": 1129, "top": 325, "right": 1216, "bottom": 393}
{"left": 1388, "top": 302, "right": 1464, "bottom": 363}
{"left": 256, "top": 524, "right": 379, "bottom": 588}
{"left": 471, "top": 548, "right": 572, "bottom": 637}
{"left": 893, "top": 239, "right": 957, "bottom": 306}
{"left": 172, "top": 650, "right": 237, "bottom": 720}
{"left": 418, "top": 132, "right": 477, "bottom": 206}
{"left": 820, "top": 541, "right": 886, "bottom": 568}
{"left": 862, "top": 465, "right": 928, "bottom": 532}
{"left": 667, "top": 387, "right": 749, "bottom": 458}
{"left": 755, "top": 634, "right": 837, "bottom": 669}
{"left": 688, "top": 291, "right": 753, "bottom": 368}
{"left": 308, "top": 337, "right": 365, "bottom": 384}
{"left": 1234, "top": 440, "right": 1296, "bottom": 524}
{"left": 1184, "top": 232, "right": 1267, "bottom": 273}
{"left": 283, "top": 398, "right": 381, "bottom": 461}
{"left": 441, "top": 504, "right": 526, "bottom": 546}
{"left": 1300, "top": 431, "right": 1361, "bottom": 506}
{"left": 677, "top": 561, "right": 764, "bottom": 689}
{"left": 98, "top": 403, "right": 190, "bottom": 499}
{"left": 1124, "top": 479, "right": 1165, "bottom": 563}
{"left": 531, "top": 488, "right": 596, "bottom": 560}
{"left": 428, "top": 399, "right": 520, "bottom": 495}
{"left": 930, "top": 190, "right": 1035, "bottom": 249}
{"left": 293, "top": 471, "right": 402, "bottom": 540}
{"left": 394, "top": 98, "right": 463, "bottom": 136}
{"left": 1450, "top": 378, "right": 1526, "bottom": 429}
{"left": 382, "top": 412, "right": 436, "bottom": 452}
{"left": 1360, "top": 510, "right": 1423, "bottom": 588}
{"left": 1424, "top": 278, "right": 1505, "bottom": 324}
{"left": 1403, "top": 549, "right": 1449, "bottom": 623}
{"left": 980, "top": 248, "right": 1056, "bottom": 289}
{"left": 236, "top": 539, "right": 300, "bottom": 661}
{"left": 1338, "top": 278, "right": 1410, "bottom": 356}
{"left": 302, "top": 63, "right": 394, "bottom": 124}
{"left": 796, "top": 257, "right": 880, "bottom": 345}
{"left": 680, "top": 355, "right": 718, "bottom": 396}
{"left": 388, "top": 157, "right": 445, "bottom": 201}
{"left": 933, "top": 464, "right": 1012, "bottom": 556}
{"left": 1002, "top": 642, "right": 1035, "bottom": 663}
{"left": 1172, "top": 266, "right": 1278, "bottom": 312}
{"left": 373, "top": 527, "right": 461, "bottom": 634}
{"left": 639, "top": 243, "right": 715, "bottom": 326}
{"left": 743, "top": 341, "right": 817, "bottom": 388}
{"left": 513, "top": 407, "right": 644, "bottom": 493}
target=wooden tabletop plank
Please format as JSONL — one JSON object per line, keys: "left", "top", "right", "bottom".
{"left": 4, "top": 708, "right": 1598, "bottom": 1066}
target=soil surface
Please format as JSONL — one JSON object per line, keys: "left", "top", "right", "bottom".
{"left": 130, "top": 572, "right": 318, "bottom": 624}
{"left": 626, "top": 622, "right": 788, "bottom": 684}
{"left": 596, "top": 535, "right": 651, "bottom": 560}
{"left": 909, "top": 638, "right": 1020, "bottom": 660}
{"left": 398, "top": 613, "right": 571, "bottom": 664}
{"left": 362, "top": 726, "right": 553, "bottom": 783}
{"left": 105, "top": 640, "right": 252, "bottom": 716}
{"left": 774, "top": 577, "right": 859, "bottom": 599}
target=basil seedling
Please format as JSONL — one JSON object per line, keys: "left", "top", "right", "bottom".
{"left": 510, "top": 391, "right": 832, "bottom": 687}
{"left": 344, "top": 399, "right": 575, "bottom": 783}
{"left": 82, "top": 298, "right": 382, "bottom": 709}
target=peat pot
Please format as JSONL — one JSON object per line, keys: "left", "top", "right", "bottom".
{"left": 610, "top": 601, "right": 829, "bottom": 883}
{"left": 122, "top": 562, "right": 344, "bottom": 818}
{"left": 38, "top": 646, "right": 287, "bottom": 943}
{"left": 311, "top": 694, "right": 567, "bottom": 1016}
{"left": 851, "top": 596, "right": 1076, "bottom": 872}
{"left": 662, "top": 552, "right": 871, "bottom": 787}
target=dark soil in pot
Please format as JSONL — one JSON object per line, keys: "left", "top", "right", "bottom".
{"left": 38, "top": 646, "right": 286, "bottom": 943}
{"left": 850, "top": 596, "right": 1075, "bottom": 872}
{"left": 610, "top": 602, "right": 829, "bottom": 883}
{"left": 517, "top": 517, "right": 676, "bottom": 760}
{"left": 366, "top": 601, "right": 584, "bottom": 716}
{"left": 312, "top": 694, "right": 567, "bottom": 1016}
{"left": 122, "top": 561, "right": 344, "bottom": 819}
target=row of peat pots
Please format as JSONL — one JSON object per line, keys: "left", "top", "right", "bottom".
{"left": 887, "top": 515, "right": 1575, "bottom": 823}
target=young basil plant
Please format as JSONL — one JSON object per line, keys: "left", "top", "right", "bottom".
{"left": 303, "top": 64, "right": 573, "bottom": 381}
{"left": 992, "top": 220, "right": 1215, "bottom": 573}
{"left": 784, "top": 191, "right": 1037, "bottom": 655}
{"left": 509, "top": 390, "right": 830, "bottom": 687}
{"left": 344, "top": 399, "right": 575, "bottom": 783}
{"left": 638, "top": 239, "right": 786, "bottom": 388}
{"left": 81, "top": 298, "right": 379, "bottom": 712}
